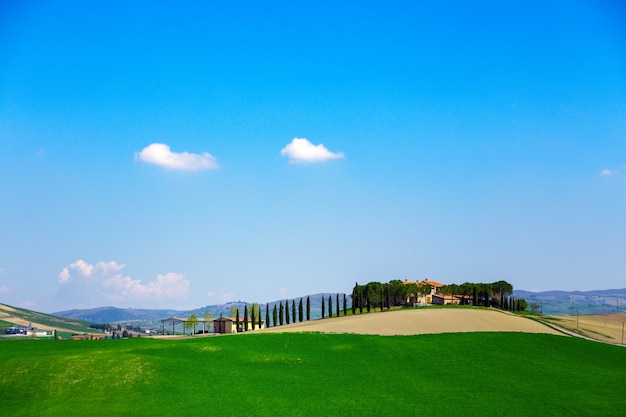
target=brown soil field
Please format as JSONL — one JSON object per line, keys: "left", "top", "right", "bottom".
{"left": 259, "top": 308, "right": 564, "bottom": 336}
{"left": 546, "top": 314, "right": 626, "bottom": 345}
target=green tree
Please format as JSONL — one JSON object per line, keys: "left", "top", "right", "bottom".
{"left": 204, "top": 310, "right": 213, "bottom": 333}
{"left": 185, "top": 314, "right": 198, "bottom": 335}
{"left": 343, "top": 293, "right": 347, "bottom": 316}
{"left": 279, "top": 302, "right": 284, "bottom": 325}
{"left": 328, "top": 295, "right": 333, "bottom": 318}
{"left": 298, "top": 298, "right": 303, "bottom": 323}
{"left": 236, "top": 309, "right": 240, "bottom": 332}
{"left": 336, "top": 293, "right": 340, "bottom": 317}
{"left": 359, "top": 291, "right": 363, "bottom": 314}
{"left": 491, "top": 280, "right": 513, "bottom": 301}
{"left": 388, "top": 279, "right": 406, "bottom": 306}
{"left": 251, "top": 305, "right": 256, "bottom": 330}
{"left": 321, "top": 296, "right": 325, "bottom": 319}
{"left": 292, "top": 299, "right": 296, "bottom": 324}
{"left": 273, "top": 304, "right": 278, "bottom": 327}
{"left": 285, "top": 300, "right": 290, "bottom": 324}
{"left": 266, "top": 304, "right": 270, "bottom": 328}
{"left": 517, "top": 298, "right": 528, "bottom": 311}
{"left": 244, "top": 305, "right": 249, "bottom": 331}
{"left": 385, "top": 284, "right": 391, "bottom": 310}
{"left": 306, "top": 296, "right": 310, "bottom": 321}
{"left": 230, "top": 304, "right": 238, "bottom": 318}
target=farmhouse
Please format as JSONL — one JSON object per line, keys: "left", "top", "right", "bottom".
{"left": 403, "top": 278, "right": 445, "bottom": 305}
{"left": 161, "top": 316, "right": 266, "bottom": 335}
{"left": 213, "top": 317, "right": 266, "bottom": 334}
{"left": 431, "top": 294, "right": 467, "bottom": 305}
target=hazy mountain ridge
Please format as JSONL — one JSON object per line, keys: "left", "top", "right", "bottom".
{"left": 52, "top": 293, "right": 339, "bottom": 326}
{"left": 50, "top": 288, "right": 626, "bottom": 325}
{"left": 513, "top": 288, "right": 626, "bottom": 315}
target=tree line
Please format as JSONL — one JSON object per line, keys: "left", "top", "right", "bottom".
{"left": 438, "top": 280, "right": 527, "bottom": 311}
{"left": 185, "top": 279, "right": 529, "bottom": 334}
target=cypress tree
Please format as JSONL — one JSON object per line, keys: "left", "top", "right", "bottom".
{"left": 251, "top": 306, "right": 256, "bottom": 330}
{"left": 366, "top": 292, "right": 371, "bottom": 313}
{"left": 258, "top": 306, "right": 262, "bottom": 328}
{"left": 298, "top": 298, "right": 303, "bottom": 322}
{"left": 235, "top": 308, "right": 240, "bottom": 332}
{"left": 285, "top": 300, "right": 290, "bottom": 324}
{"left": 279, "top": 303, "right": 284, "bottom": 325}
{"left": 359, "top": 292, "right": 363, "bottom": 314}
{"left": 385, "top": 285, "right": 391, "bottom": 310}
{"left": 343, "top": 293, "right": 347, "bottom": 316}
{"left": 273, "top": 305, "right": 278, "bottom": 327}
{"left": 306, "top": 296, "right": 310, "bottom": 321}
{"left": 244, "top": 305, "right": 249, "bottom": 331}
{"left": 328, "top": 295, "right": 333, "bottom": 318}
{"left": 321, "top": 296, "right": 325, "bottom": 319}
{"left": 336, "top": 293, "right": 340, "bottom": 317}
{"left": 292, "top": 299, "right": 296, "bottom": 323}
{"left": 266, "top": 305, "right": 270, "bottom": 328}
{"left": 351, "top": 289, "right": 356, "bottom": 315}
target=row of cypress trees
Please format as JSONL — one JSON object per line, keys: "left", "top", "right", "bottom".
{"left": 233, "top": 296, "right": 313, "bottom": 331}
{"left": 233, "top": 293, "right": 357, "bottom": 331}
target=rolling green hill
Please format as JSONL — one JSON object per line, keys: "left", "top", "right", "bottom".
{"left": 0, "top": 303, "right": 96, "bottom": 336}
{"left": 1, "top": 331, "right": 624, "bottom": 416}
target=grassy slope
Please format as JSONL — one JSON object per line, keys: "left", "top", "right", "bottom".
{"left": 0, "top": 303, "right": 96, "bottom": 335}
{"left": 1, "top": 332, "right": 625, "bottom": 417}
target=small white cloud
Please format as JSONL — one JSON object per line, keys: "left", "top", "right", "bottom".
{"left": 102, "top": 272, "right": 189, "bottom": 301}
{"left": 600, "top": 169, "right": 616, "bottom": 176}
{"left": 0, "top": 285, "right": 10, "bottom": 294}
{"left": 280, "top": 138, "right": 344, "bottom": 163}
{"left": 135, "top": 143, "right": 219, "bottom": 171}
{"left": 58, "top": 260, "right": 124, "bottom": 283}
{"left": 19, "top": 301, "right": 37, "bottom": 309}
{"left": 207, "top": 291, "right": 215, "bottom": 298}
{"left": 220, "top": 292, "right": 236, "bottom": 302}
{"left": 278, "top": 287, "right": 288, "bottom": 295}
{"left": 57, "top": 260, "right": 190, "bottom": 305}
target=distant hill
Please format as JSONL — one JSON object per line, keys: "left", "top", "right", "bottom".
{"left": 0, "top": 303, "right": 95, "bottom": 334}
{"left": 54, "top": 306, "right": 184, "bottom": 323}
{"left": 514, "top": 288, "right": 626, "bottom": 315}
{"left": 52, "top": 292, "right": 345, "bottom": 329}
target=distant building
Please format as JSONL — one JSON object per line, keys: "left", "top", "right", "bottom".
{"left": 403, "top": 278, "right": 446, "bottom": 305}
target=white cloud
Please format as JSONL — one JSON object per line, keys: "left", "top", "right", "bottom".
{"left": 600, "top": 169, "right": 616, "bottom": 176}
{"left": 220, "top": 292, "right": 236, "bottom": 302}
{"left": 278, "top": 287, "right": 288, "bottom": 295}
{"left": 135, "top": 143, "right": 219, "bottom": 171}
{"left": 57, "top": 260, "right": 190, "bottom": 305}
{"left": 102, "top": 272, "right": 189, "bottom": 301}
{"left": 0, "top": 285, "right": 10, "bottom": 294}
{"left": 280, "top": 138, "right": 344, "bottom": 163}
{"left": 19, "top": 301, "right": 37, "bottom": 309}
{"left": 58, "top": 260, "right": 124, "bottom": 283}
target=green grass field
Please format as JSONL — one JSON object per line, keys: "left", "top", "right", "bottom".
{"left": 1, "top": 332, "right": 624, "bottom": 416}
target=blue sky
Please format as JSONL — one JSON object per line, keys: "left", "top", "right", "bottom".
{"left": 1, "top": 1, "right": 625, "bottom": 313}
